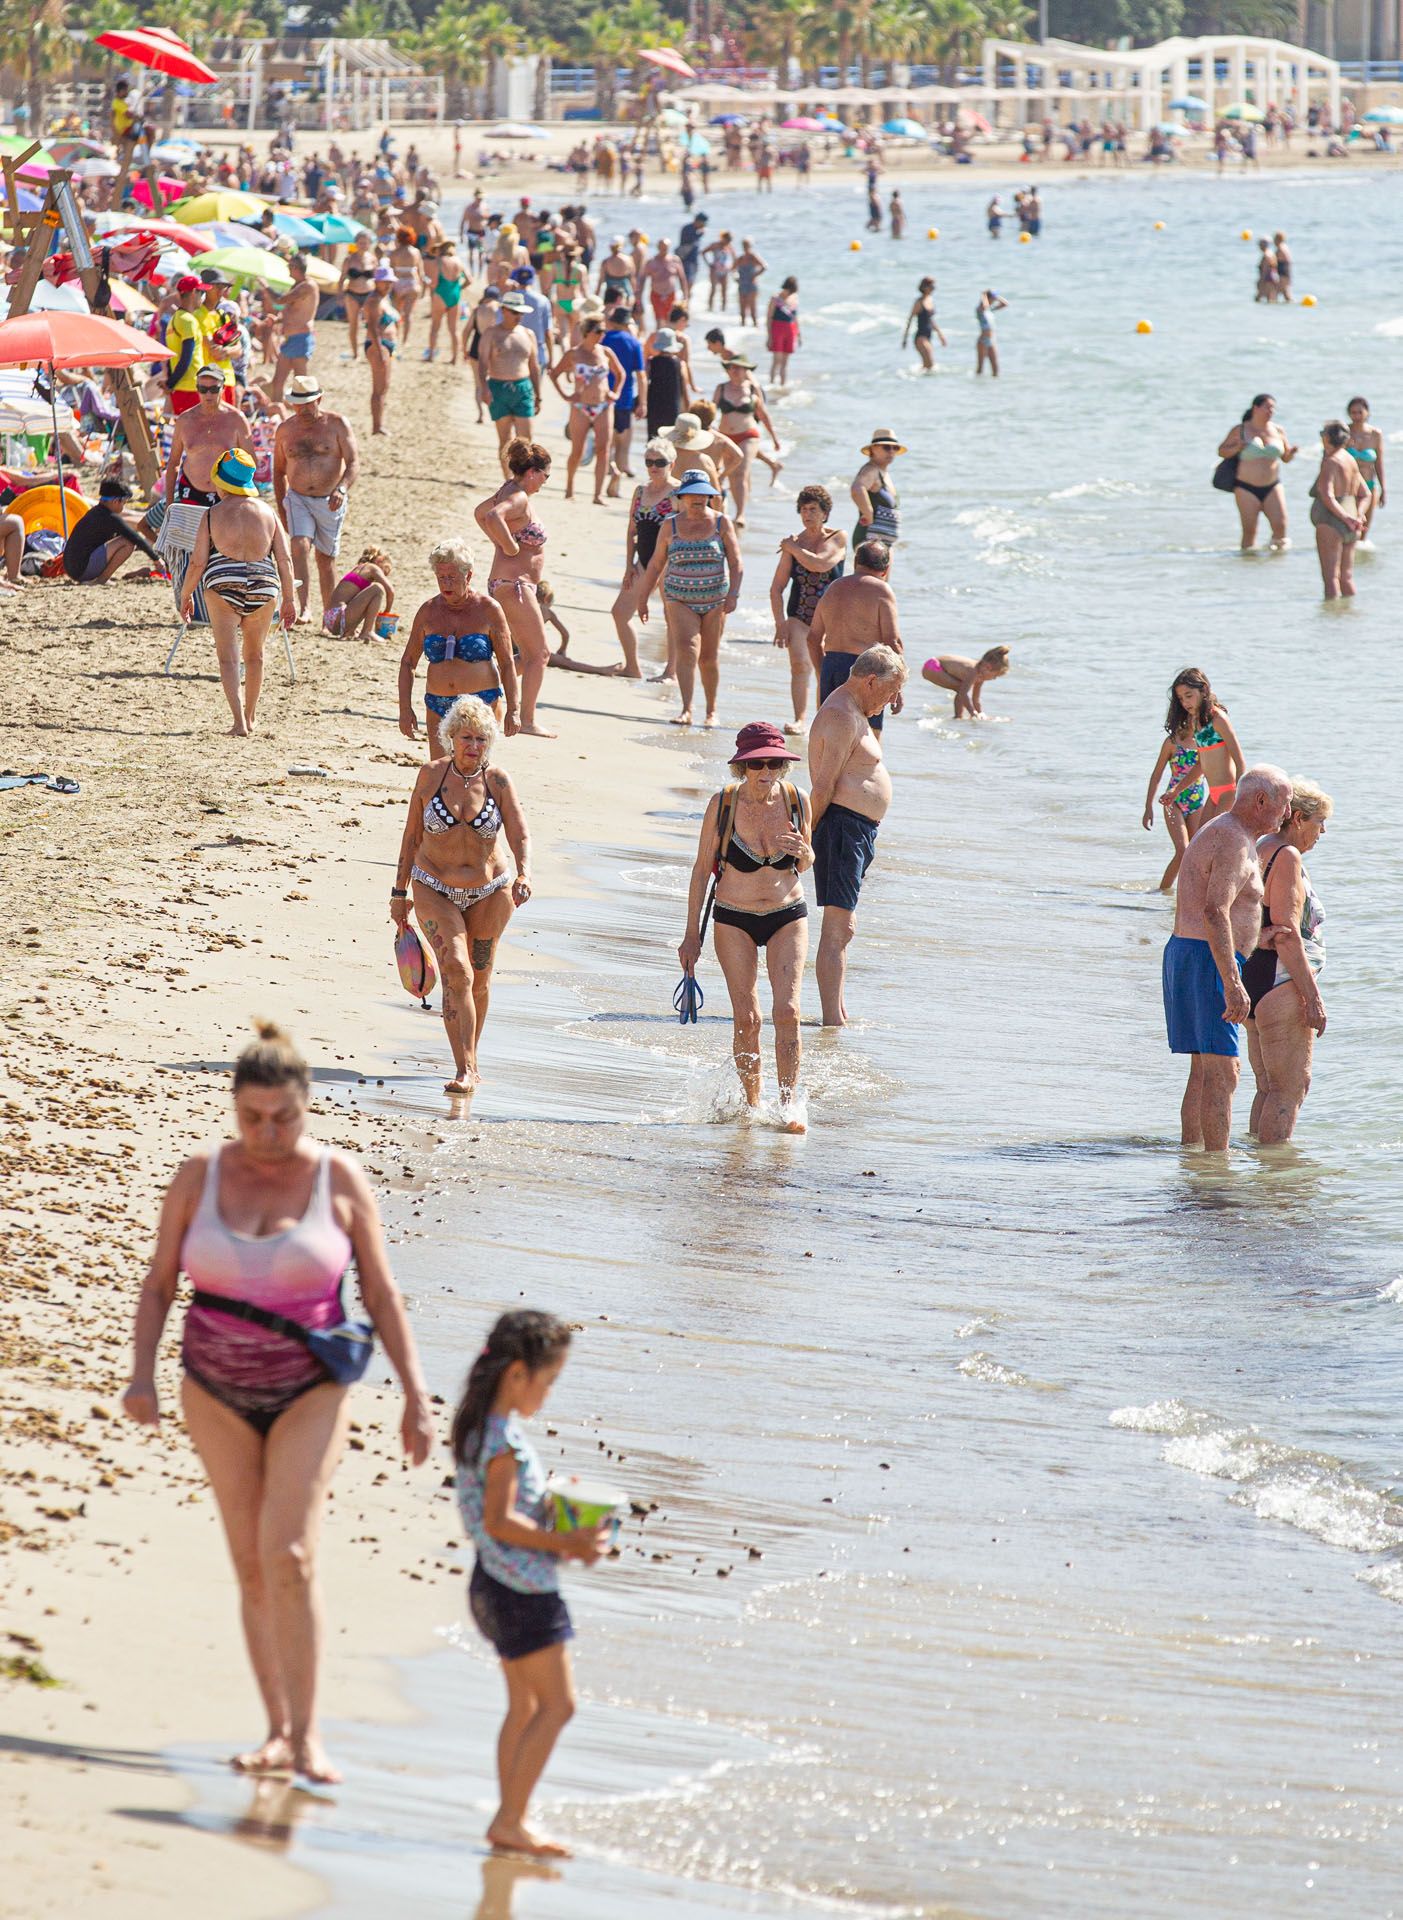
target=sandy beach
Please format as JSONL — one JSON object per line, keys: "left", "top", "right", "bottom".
{"left": 0, "top": 281, "right": 694, "bottom": 1916}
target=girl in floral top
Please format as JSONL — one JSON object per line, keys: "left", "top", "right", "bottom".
{"left": 452, "top": 1310, "right": 609, "bottom": 1858}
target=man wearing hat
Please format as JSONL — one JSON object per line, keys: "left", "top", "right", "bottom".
{"left": 482, "top": 292, "right": 542, "bottom": 464}
{"left": 197, "top": 268, "right": 241, "bottom": 406}
{"left": 165, "top": 275, "right": 209, "bottom": 416}
{"left": 272, "top": 374, "right": 360, "bottom": 624}
{"left": 508, "top": 265, "right": 554, "bottom": 362}
{"left": 270, "top": 254, "right": 319, "bottom": 402}
{"left": 850, "top": 430, "right": 904, "bottom": 554}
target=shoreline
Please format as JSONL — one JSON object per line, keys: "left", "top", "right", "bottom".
{"left": 0, "top": 298, "right": 716, "bottom": 1916}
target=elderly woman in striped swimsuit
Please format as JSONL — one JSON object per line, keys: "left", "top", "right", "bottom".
{"left": 182, "top": 447, "right": 296, "bottom": 738}
{"left": 635, "top": 466, "right": 742, "bottom": 728}
{"left": 390, "top": 696, "right": 534, "bottom": 1094}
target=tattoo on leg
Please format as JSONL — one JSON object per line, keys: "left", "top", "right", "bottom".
{"left": 471, "top": 938, "right": 495, "bottom": 971}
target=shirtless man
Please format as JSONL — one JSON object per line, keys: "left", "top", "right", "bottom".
{"left": 1163, "top": 764, "right": 1292, "bottom": 1152}
{"left": 270, "top": 255, "right": 319, "bottom": 401}
{"left": 482, "top": 293, "right": 542, "bottom": 468}
{"left": 272, "top": 374, "right": 360, "bottom": 621}
{"left": 160, "top": 368, "right": 252, "bottom": 611}
{"left": 643, "top": 239, "right": 688, "bottom": 324}
{"left": 806, "top": 540, "right": 904, "bottom": 735}
{"left": 808, "top": 643, "right": 907, "bottom": 1026}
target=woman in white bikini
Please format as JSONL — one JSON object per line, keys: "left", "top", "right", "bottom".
{"left": 549, "top": 317, "right": 625, "bottom": 504}
{"left": 474, "top": 438, "right": 556, "bottom": 737}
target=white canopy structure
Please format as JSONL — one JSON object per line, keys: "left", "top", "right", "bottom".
{"left": 980, "top": 34, "right": 1341, "bottom": 129}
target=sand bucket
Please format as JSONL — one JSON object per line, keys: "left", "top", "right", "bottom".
{"left": 375, "top": 612, "right": 399, "bottom": 640}
{"left": 547, "top": 1474, "right": 627, "bottom": 1540}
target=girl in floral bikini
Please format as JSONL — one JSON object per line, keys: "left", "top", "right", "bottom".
{"left": 1142, "top": 668, "right": 1244, "bottom": 892}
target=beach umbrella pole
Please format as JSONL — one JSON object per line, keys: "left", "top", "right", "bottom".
{"left": 46, "top": 358, "right": 70, "bottom": 537}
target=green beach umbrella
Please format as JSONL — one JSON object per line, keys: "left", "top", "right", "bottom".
{"left": 187, "top": 246, "right": 293, "bottom": 289}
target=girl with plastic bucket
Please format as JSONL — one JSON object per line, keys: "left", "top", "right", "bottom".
{"left": 452, "top": 1312, "right": 612, "bottom": 1858}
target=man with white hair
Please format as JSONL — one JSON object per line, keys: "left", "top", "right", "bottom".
{"left": 1163, "top": 764, "right": 1291, "bottom": 1151}
{"left": 808, "top": 641, "right": 908, "bottom": 1026}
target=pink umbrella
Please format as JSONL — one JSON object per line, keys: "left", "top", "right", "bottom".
{"left": 131, "top": 175, "right": 187, "bottom": 210}
{"left": 639, "top": 47, "right": 698, "bottom": 80}
{"left": 781, "top": 116, "right": 825, "bottom": 132}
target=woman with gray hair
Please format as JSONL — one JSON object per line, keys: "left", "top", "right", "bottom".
{"left": 1243, "top": 777, "right": 1331, "bottom": 1143}
{"left": 390, "top": 696, "right": 533, "bottom": 1095}
{"left": 397, "top": 537, "right": 519, "bottom": 759}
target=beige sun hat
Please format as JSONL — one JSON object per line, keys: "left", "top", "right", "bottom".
{"left": 862, "top": 427, "right": 907, "bottom": 454}
{"left": 662, "top": 412, "right": 716, "bottom": 451}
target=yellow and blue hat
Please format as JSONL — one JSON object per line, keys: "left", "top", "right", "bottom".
{"left": 211, "top": 448, "right": 259, "bottom": 497}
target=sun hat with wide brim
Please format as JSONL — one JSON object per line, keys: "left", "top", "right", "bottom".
{"left": 730, "top": 720, "right": 800, "bottom": 763}
{"left": 286, "top": 374, "right": 323, "bottom": 404}
{"left": 725, "top": 354, "right": 757, "bottom": 371}
{"left": 501, "top": 291, "right": 529, "bottom": 312}
{"left": 663, "top": 413, "right": 716, "bottom": 451}
{"left": 862, "top": 429, "right": 907, "bottom": 454}
{"left": 211, "top": 448, "right": 260, "bottom": 497}
{"left": 673, "top": 466, "right": 721, "bottom": 497}
{"left": 651, "top": 326, "right": 680, "bottom": 353}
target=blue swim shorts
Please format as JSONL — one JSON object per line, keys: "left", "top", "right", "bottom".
{"left": 280, "top": 331, "right": 316, "bottom": 360}
{"left": 813, "top": 803, "right": 879, "bottom": 914}
{"left": 469, "top": 1561, "right": 573, "bottom": 1664}
{"left": 1162, "top": 934, "right": 1244, "bottom": 1057}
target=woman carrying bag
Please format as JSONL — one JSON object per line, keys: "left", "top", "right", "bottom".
{"left": 677, "top": 723, "right": 813, "bottom": 1131}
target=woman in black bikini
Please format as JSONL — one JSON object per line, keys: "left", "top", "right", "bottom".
{"left": 677, "top": 722, "right": 813, "bottom": 1131}
{"left": 336, "top": 242, "right": 377, "bottom": 358}
{"left": 1217, "top": 393, "right": 1298, "bottom": 552}
{"left": 611, "top": 439, "right": 674, "bottom": 680}
{"left": 390, "top": 696, "right": 534, "bottom": 1094}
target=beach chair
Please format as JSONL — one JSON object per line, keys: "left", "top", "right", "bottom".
{"left": 164, "top": 615, "right": 297, "bottom": 684}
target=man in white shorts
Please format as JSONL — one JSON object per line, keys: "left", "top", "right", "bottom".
{"left": 272, "top": 374, "right": 360, "bottom": 622}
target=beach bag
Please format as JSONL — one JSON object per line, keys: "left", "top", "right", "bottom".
{"left": 1212, "top": 454, "right": 1239, "bottom": 493}
{"left": 395, "top": 921, "right": 438, "bottom": 1001}
{"left": 190, "top": 1290, "right": 376, "bottom": 1386}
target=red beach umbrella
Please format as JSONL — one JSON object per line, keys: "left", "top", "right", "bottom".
{"left": 0, "top": 309, "right": 172, "bottom": 371}
{"left": 93, "top": 27, "right": 219, "bottom": 86}
{"left": 638, "top": 47, "right": 698, "bottom": 80}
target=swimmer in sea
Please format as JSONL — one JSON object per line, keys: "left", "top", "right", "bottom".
{"left": 921, "top": 646, "right": 1009, "bottom": 719}
{"left": 902, "top": 278, "right": 948, "bottom": 371}
{"left": 1142, "top": 669, "right": 1224, "bottom": 892}
{"left": 1345, "top": 395, "right": 1385, "bottom": 542}
{"left": 975, "top": 290, "right": 1008, "bottom": 378}
{"left": 987, "top": 196, "right": 1005, "bottom": 237}
{"left": 1162, "top": 666, "right": 1244, "bottom": 827}
{"left": 1217, "top": 393, "right": 1297, "bottom": 552}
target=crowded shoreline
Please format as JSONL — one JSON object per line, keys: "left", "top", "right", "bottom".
{"left": 3, "top": 95, "right": 1402, "bottom": 1920}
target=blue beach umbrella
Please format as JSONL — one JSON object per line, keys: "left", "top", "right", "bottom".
{"left": 882, "top": 117, "right": 929, "bottom": 139}
{"left": 681, "top": 131, "right": 712, "bottom": 156}
{"left": 255, "top": 209, "right": 324, "bottom": 247}
{"left": 1364, "top": 105, "right": 1403, "bottom": 123}
{"left": 1169, "top": 94, "right": 1209, "bottom": 112}
{"left": 305, "top": 212, "right": 369, "bottom": 244}
{"left": 709, "top": 113, "right": 746, "bottom": 125}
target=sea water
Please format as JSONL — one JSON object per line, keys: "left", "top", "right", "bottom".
{"left": 267, "top": 171, "right": 1403, "bottom": 1916}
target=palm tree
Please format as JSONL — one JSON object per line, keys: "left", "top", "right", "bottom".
{"left": 412, "top": 2, "right": 487, "bottom": 115}
{"left": 922, "top": 0, "right": 984, "bottom": 85}
{"left": 750, "top": 0, "right": 816, "bottom": 82}
{"left": 979, "top": 0, "right": 1035, "bottom": 36}
{"left": 576, "top": 9, "right": 627, "bottom": 118}
{"left": 0, "top": 0, "right": 72, "bottom": 135}
{"left": 85, "top": 0, "right": 139, "bottom": 65}
{"left": 871, "top": 0, "right": 931, "bottom": 78}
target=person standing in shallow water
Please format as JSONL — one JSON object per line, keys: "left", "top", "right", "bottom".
{"left": 1217, "top": 393, "right": 1297, "bottom": 552}
{"left": 122, "top": 1023, "right": 434, "bottom": 1786}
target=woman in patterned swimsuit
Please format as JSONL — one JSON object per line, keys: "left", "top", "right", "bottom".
{"left": 768, "top": 485, "right": 846, "bottom": 735}
{"left": 1143, "top": 669, "right": 1225, "bottom": 893}
{"left": 474, "top": 438, "right": 556, "bottom": 738}
{"left": 397, "top": 535, "right": 519, "bottom": 758}
{"left": 549, "top": 317, "right": 625, "bottom": 504}
{"left": 390, "top": 696, "right": 535, "bottom": 1093}
{"left": 635, "top": 467, "right": 742, "bottom": 728}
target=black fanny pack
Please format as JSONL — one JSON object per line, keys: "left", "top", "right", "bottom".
{"left": 192, "top": 1289, "right": 376, "bottom": 1386}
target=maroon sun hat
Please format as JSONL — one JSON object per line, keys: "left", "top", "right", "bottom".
{"left": 730, "top": 721, "right": 801, "bottom": 764}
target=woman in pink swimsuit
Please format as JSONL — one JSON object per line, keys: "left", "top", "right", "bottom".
{"left": 122, "top": 1023, "right": 434, "bottom": 1785}
{"left": 474, "top": 437, "right": 556, "bottom": 737}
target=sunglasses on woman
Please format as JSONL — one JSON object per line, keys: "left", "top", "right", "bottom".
{"left": 744, "top": 759, "right": 789, "bottom": 772}
{"left": 644, "top": 457, "right": 668, "bottom": 468}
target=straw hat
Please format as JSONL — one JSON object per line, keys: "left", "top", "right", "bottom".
{"left": 862, "top": 428, "right": 907, "bottom": 454}
{"left": 286, "top": 374, "right": 323, "bottom": 405}
{"left": 725, "top": 353, "right": 757, "bottom": 371}
{"left": 211, "top": 448, "right": 260, "bottom": 498}
{"left": 501, "top": 290, "right": 528, "bottom": 313}
{"left": 662, "top": 413, "right": 715, "bottom": 451}
{"left": 576, "top": 293, "right": 605, "bottom": 320}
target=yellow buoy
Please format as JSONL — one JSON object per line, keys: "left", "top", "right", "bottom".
{"left": 1153, "top": 220, "right": 1166, "bottom": 230}
{"left": 927, "top": 227, "right": 939, "bottom": 239}
{"left": 1241, "top": 228, "right": 1253, "bottom": 240}
{"left": 850, "top": 239, "right": 862, "bottom": 251}
{"left": 1136, "top": 319, "right": 1153, "bottom": 334}
{"left": 1018, "top": 230, "right": 1031, "bottom": 244}
{"left": 1301, "top": 293, "right": 1317, "bottom": 307}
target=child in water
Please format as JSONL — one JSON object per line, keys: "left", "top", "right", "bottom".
{"left": 453, "top": 1311, "right": 611, "bottom": 1859}
{"left": 922, "top": 646, "right": 1010, "bottom": 718}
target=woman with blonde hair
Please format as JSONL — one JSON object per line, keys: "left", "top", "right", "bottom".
{"left": 474, "top": 438, "right": 555, "bottom": 737}
{"left": 1243, "top": 778, "right": 1331, "bottom": 1142}
{"left": 390, "top": 697, "right": 534, "bottom": 1094}
{"left": 397, "top": 536, "right": 518, "bottom": 758}
{"left": 123, "top": 1022, "right": 435, "bottom": 1783}
{"left": 322, "top": 546, "right": 393, "bottom": 641}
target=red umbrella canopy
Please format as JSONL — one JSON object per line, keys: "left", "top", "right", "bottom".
{"left": 0, "top": 310, "right": 172, "bottom": 369}
{"left": 94, "top": 27, "right": 219, "bottom": 85}
{"left": 639, "top": 47, "right": 698, "bottom": 79}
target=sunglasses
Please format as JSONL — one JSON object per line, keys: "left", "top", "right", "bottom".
{"left": 645, "top": 457, "right": 668, "bottom": 468}
{"left": 743, "top": 758, "right": 790, "bottom": 771}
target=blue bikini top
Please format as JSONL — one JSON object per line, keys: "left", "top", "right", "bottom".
{"left": 424, "top": 630, "right": 493, "bottom": 666}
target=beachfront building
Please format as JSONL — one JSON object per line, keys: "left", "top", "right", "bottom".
{"left": 979, "top": 34, "right": 1342, "bottom": 130}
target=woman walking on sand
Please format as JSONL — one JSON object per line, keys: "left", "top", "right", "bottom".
{"left": 474, "top": 439, "right": 556, "bottom": 738}
{"left": 712, "top": 352, "right": 781, "bottom": 527}
{"left": 678, "top": 722, "right": 813, "bottom": 1130}
{"left": 1217, "top": 393, "right": 1297, "bottom": 552}
{"left": 549, "top": 316, "right": 625, "bottom": 504}
{"left": 636, "top": 467, "right": 742, "bottom": 728}
{"left": 181, "top": 449, "right": 296, "bottom": 739}
{"left": 363, "top": 267, "right": 397, "bottom": 436}
{"left": 611, "top": 439, "right": 675, "bottom": 680}
{"left": 391, "top": 697, "right": 534, "bottom": 1094}
{"left": 768, "top": 485, "right": 845, "bottom": 734}
{"left": 766, "top": 276, "right": 801, "bottom": 385}
{"left": 397, "top": 536, "right": 519, "bottom": 757}
{"left": 123, "top": 1022, "right": 435, "bottom": 1785}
